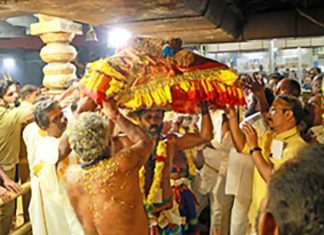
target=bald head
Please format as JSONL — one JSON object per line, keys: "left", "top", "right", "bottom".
{"left": 275, "top": 78, "right": 301, "bottom": 97}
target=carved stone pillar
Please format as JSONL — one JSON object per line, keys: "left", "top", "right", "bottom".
{"left": 30, "top": 14, "right": 82, "bottom": 94}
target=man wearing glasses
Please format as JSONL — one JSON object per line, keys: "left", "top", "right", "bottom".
{"left": 226, "top": 95, "right": 307, "bottom": 232}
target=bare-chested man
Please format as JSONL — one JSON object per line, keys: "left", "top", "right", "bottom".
{"left": 64, "top": 99, "right": 154, "bottom": 235}
{"left": 116, "top": 102, "right": 213, "bottom": 234}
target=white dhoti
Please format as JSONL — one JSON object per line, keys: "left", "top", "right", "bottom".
{"left": 29, "top": 136, "right": 84, "bottom": 235}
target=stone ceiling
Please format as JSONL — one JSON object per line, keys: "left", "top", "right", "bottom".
{"left": 0, "top": 0, "right": 324, "bottom": 44}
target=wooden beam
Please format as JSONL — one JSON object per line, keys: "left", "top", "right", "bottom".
{"left": 186, "top": 0, "right": 244, "bottom": 39}
{"left": 0, "top": 182, "right": 30, "bottom": 206}
{"left": 10, "top": 222, "right": 32, "bottom": 235}
{"left": 243, "top": 8, "right": 324, "bottom": 40}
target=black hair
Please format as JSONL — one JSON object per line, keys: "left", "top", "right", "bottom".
{"left": 310, "top": 67, "right": 322, "bottom": 75}
{"left": 20, "top": 84, "right": 39, "bottom": 100}
{"left": 133, "top": 108, "right": 165, "bottom": 117}
{"left": 267, "top": 72, "right": 284, "bottom": 82}
{"left": 286, "top": 79, "right": 301, "bottom": 97}
{"left": 267, "top": 144, "right": 324, "bottom": 235}
{"left": 0, "top": 80, "right": 15, "bottom": 99}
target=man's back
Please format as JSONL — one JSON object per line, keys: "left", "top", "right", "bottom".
{"left": 65, "top": 150, "right": 148, "bottom": 235}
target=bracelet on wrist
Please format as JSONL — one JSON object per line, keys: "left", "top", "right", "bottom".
{"left": 249, "top": 146, "right": 262, "bottom": 155}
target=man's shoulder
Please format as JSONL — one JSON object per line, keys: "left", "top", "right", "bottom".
{"left": 286, "top": 135, "right": 308, "bottom": 151}
{"left": 0, "top": 106, "right": 25, "bottom": 123}
{"left": 65, "top": 165, "right": 82, "bottom": 186}
{"left": 23, "top": 122, "right": 38, "bottom": 135}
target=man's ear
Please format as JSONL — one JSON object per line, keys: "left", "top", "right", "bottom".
{"left": 284, "top": 109, "right": 294, "bottom": 121}
{"left": 258, "top": 212, "right": 279, "bottom": 235}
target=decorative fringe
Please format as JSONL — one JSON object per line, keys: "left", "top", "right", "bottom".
{"left": 80, "top": 59, "right": 127, "bottom": 105}
{"left": 80, "top": 61, "right": 245, "bottom": 113}
{"left": 80, "top": 37, "right": 246, "bottom": 113}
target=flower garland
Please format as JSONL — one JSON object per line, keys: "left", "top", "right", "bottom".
{"left": 179, "top": 127, "right": 197, "bottom": 179}
{"left": 139, "top": 140, "right": 167, "bottom": 211}
{"left": 184, "top": 148, "right": 197, "bottom": 180}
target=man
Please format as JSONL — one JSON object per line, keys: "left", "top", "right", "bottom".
{"left": 19, "top": 84, "right": 41, "bottom": 222}
{"left": 20, "top": 84, "right": 40, "bottom": 107}
{"left": 0, "top": 80, "right": 20, "bottom": 107}
{"left": 65, "top": 99, "right": 154, "bottom": 235}
{"left": 30, "top": 99, "right": 84, "bottom": 235}
{"left": 196, "top": 110, "right": 233, "bottom": 235}
{"left": 309, "top": 67, "right": 321, "bottom": 79}
{"left": 226, "top": 95, "right": 307, "bottom": 231}
{"left": 258, "top": 144, "right": 324, "bottom": 235}
{"left": 124, "top": 102, "right": 213, "bottom": 234}
{"left": 303, "top": 95, "right": 323, "bottom": 144}
{"left": 267, "top": 72, "right": 283, "bottom": 95}
{"left": 311, "top": 73, "right": 322, "bottom": 95}
{"left": 0, "top": 80, "right": 33, "bottom": 235}
{"left": 274, "top": 78, "right": 301, "bottom": 97}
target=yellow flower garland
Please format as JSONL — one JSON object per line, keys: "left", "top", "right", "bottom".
{"left": 185, "top": 148, "right": 197, "bottom": 178}
{"left": 179, "top": 127, "right": 197, "bottom": 178}
{"left": 139, "top": 140, "right": 167, "bottom": 208}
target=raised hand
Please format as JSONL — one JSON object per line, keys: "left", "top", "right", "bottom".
{"left": 241, "top": 122, "right": 259, "bottom": 149}
{"left": 102, "top": 99, "right": 120, "bottom": 121}
{"left": 245, "top": 72, "right": 265, "bottom": 96}
{"left": 224, "top": 106, "right": 237, "bottom": 119}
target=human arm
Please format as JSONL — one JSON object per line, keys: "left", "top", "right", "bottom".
{"left": 225, "top": 106, "right": 246, "bottom": 152}
{"left": 54, "top": 84, "right": 80, "bottom": 108}
{"left": 57, "top": 96, "right": 97, "bottom": 162}
{"left": 0, "top": 186, "right": 11, "bottom": 202}
{"left": 21, "top": 106, "right": 35, "bottom": 122}
{"left": 175, "top": 102, "right": 213, "bottom": 151}
{"left": 194, "top": 144, "right": 205, "bottom": 169}
{"left": 102, "top": 99, "right": 154, "bottom": 166}
{"left": 0, "top": 168, "right": 21, "bottom": 193}
{"left": 241, "top": 123, "right": 272, "bottom": 182}
{"left": 245, "top": 73, "right": 269, "bottom": 113}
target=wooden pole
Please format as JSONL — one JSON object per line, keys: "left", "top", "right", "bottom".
{"left": 0, "top": 182, "right": 31, "bottom": 206}
{"left": 10, "top": 222, "right": 32, "bottom": 235}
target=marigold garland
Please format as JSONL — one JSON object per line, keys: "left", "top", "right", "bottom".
{"left": 179, "top": 127, "right": 197, "bottom": 179}
{"left": 139, "top": 140, "right": 167, "bottom": 210}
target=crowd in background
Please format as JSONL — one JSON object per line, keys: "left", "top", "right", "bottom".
{"left": 0, "top": 64, "right": 322, "bottom": 235}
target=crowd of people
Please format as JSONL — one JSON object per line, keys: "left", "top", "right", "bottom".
{"left": 0, "top": 65, "right": 322, "bottom": 235}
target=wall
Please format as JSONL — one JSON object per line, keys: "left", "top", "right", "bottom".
{"left": 0, "top": 48, "right": 44, "bottom": 86}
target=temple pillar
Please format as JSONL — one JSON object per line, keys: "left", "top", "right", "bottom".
{"left": 30, "top": 14, "right": 82, "bottom": 94}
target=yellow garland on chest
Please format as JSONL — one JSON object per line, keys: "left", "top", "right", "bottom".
{"left": 139, "top": 140, "right": 167, "bottom": 206}
{"left": 179, "top": 127, "right": 197, "bottom": 177}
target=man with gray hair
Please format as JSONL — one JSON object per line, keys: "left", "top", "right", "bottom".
{"left": 258, "top": 144, "right": 324, "bottom": 235}
{"left": 65, "top": 99, "right": 154, "bottom": 235}
{"left": 29, "top": 99, "right": 84, "bottom": 235}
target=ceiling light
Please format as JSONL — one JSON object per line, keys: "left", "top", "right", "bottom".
{"left": 3, "top": 58, "right": 15, "bottom": 69}
{"left": 108, "top": 28, "right": 131, "bottom": 48}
